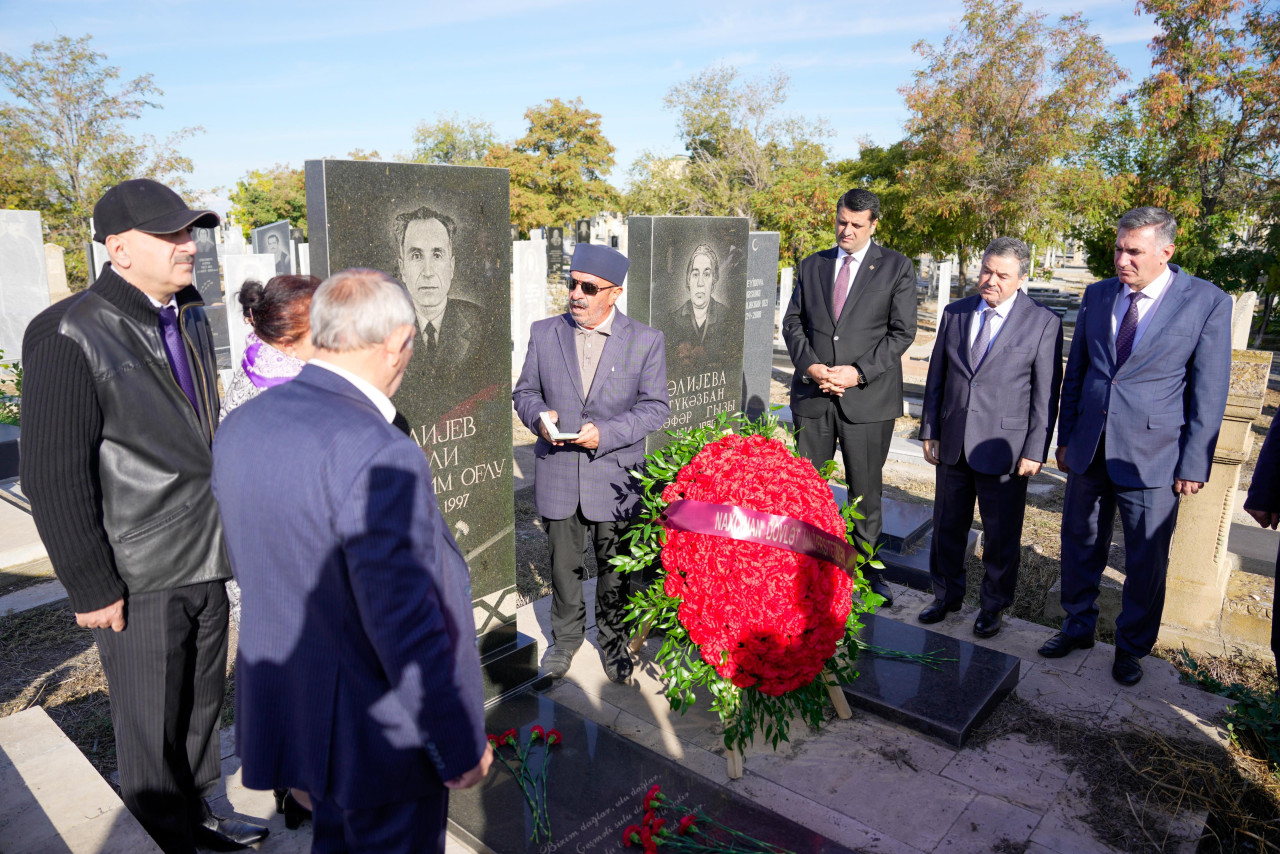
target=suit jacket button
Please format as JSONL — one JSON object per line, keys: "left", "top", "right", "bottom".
{"left": 833, "top": 335, "right": 840, "bottom": 341}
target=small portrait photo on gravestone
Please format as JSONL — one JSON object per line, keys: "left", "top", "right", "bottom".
{"left": 658, "top": 228, "right": 745, "bottom": 372}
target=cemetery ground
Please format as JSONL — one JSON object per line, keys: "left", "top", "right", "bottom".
{"left": 4, "top": 343, "right": 1280, "bottom": 850}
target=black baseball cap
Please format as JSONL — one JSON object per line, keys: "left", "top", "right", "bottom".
{"left": 92, "top": 179, "right": 220, "bottom": 242}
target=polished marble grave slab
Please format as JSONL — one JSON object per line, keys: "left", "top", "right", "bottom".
{"left": 842, "top": 614, "right": 1018, "bottom": 748}
{"left": 449, "top": 692, "right": 863, "bottom": 853}
{"left": 828, "top": 491, "right": 979, "bottom": 591}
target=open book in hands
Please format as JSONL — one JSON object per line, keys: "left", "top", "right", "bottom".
{"left": 540, "top": 411, "right": 580, "bottom": 441}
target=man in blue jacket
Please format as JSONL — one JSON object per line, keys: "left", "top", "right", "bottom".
{"left": 1043, "top": 207, "right": 1232, "bottom": 685}
{"left": 213, "top": 268, "right": 491, "bottom": 853}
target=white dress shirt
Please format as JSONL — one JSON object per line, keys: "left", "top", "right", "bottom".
{"left": 1111, "top": 266, "right": 1173, "bottom": 350}
{"left": 967, "top": 290, "right": 1019, "bottom": 354}
{"left": 834, "top": 242, "right": 872, "bottom": 285}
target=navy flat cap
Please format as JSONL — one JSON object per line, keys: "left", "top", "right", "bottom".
{"left": 570, "top": 243, "right": 629, "bottom": 287}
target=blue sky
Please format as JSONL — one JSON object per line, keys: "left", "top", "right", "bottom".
{"left": 1, "top": 0, "right": 1160, "bottom": 213}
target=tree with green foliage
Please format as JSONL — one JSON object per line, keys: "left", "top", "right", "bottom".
{"left": 832, "top": 141, "right": 927, "bottom": 260}
{"left": 1072, "top": 0, "right": 1280, "bottom": 290}
{"left": 485, "top": 98, "right": 619, "bottom": 236}
{"left": 628, "top": 66, "right": 831, "bottom": 225}
{"left": 410, "top": 113, "right": 496, "bottom": 166}
{"left": 0, "top": 34, "right": 198, "bottom": 289}
{"left": 899, "top": 0, "right": 1124, "bottom": 278}
{"left": 227, "top": 164, "right": 306, "bottom": 238}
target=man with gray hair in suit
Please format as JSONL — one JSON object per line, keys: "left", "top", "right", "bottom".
{"left": 513, "top": 244, "right": 669, "bottom": 684}
{"left": 1043, "top": 206, "right": 1231, "bottom": 686}
{"left": 919, "top": 237, "right": 1063, "bottom": 638}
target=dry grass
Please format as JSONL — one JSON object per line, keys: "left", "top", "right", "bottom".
{"left": 0, "top": 601, "right": 238, "bottom": 784}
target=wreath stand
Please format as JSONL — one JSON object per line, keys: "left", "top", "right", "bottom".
{"left": 629, "top": 625, "right": 852, "bottom": 779}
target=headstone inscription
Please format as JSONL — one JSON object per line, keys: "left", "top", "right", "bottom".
{"left": 250, "top": 220, "right": 293, "bottom": 275}
{"left": 221, "top": 254, "right": 277, "bottom": 389}
{"left": 744, "top": 232, "right": 779, "bottom": 420}
{"left": 511, "top": 238, "right": 548, "bottom": 374}
{"left": 191, "top": 227, "right": 231, "bottom": 369}
{"left": 625, "top": 216, "right": 749, "bottom": 450}
{"left": 306, "top": 159, "right": 530, "bottom": 682}
{"left": 0, "top": 211, "right": 51, "bottom": 361}
{"left": 545, "top": 226, "right": 565, "bottom": 286}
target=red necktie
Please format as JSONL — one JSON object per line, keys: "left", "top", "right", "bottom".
{"left": 832, "top": 255, "right": 854, "bottom": 318}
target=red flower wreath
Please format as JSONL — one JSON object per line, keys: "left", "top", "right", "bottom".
{"left": 659, "top": 434, "right": 853, "bottom": 695}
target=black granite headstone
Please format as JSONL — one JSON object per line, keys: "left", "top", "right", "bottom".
{"left": 250, "top": 220, "right": 293, "bottom": 276}
{"left": 625, "top": 216, "right": 749, "bottom": 451}
{"left": 744, "top": 232, "right": 779, "bottom": 420}
{"left": 191, "top": 227, "right": 230, "bottom": 369}
{"left": 305, "top": 159, "right": 533, "bottom": 694}
{"left": 841, "top": 614, "right": 1019, "bottom": 748}
{"left": 450, "top": 692, "right": 861, "bottom": 853}
{"left": 545, "top": 226, "right": 564, "bottom": 285}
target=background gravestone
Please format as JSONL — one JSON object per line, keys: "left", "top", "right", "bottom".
{"left": 0, "top": 211, "right": 51, "bottom": 362}
{"left": 511, "top": 238, "right": 548, "bottom": 374}
{"left": 44, "top": 243, "right": 71, "bottom": 303}
{"left": 192, "top": 227, "right": 231, "bottom": 369}
{"left": 775, "top": 266, "right": 794, "bottom": 345}
{"left": 85, "top": 241, "right": 110, "bottom": 285}
{"left": 744, "top": 232, "right": 779, "bottom": 420}
{"left": 221, "top": 254, "right": 277, "bottom": 389}
{"left": 251, "top": 220, "right": 293, "bottom": 275}
{"left": 306, "top": 159, "right": 529, "bottom": 685}
{"left": 545, "top": 226, "right": 564, "bottom": 287}
{"left": 625, "top": 216, "right": 749, "bottom": 450}
{"left": 575, "top": 218, "right": 591, "bottom": 245}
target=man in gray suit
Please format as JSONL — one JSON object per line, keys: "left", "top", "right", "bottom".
{"left": 513, "top": 244, "right": 669, "bottom": 684}
{"left": 1043, "top": 207, "right": 1232, "bottom": 686}
{"left": 919, "top": 237, "right": 1062, "bottom": 638}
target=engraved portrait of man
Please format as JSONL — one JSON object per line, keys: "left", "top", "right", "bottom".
{"left": 394, "top": 204, "right": 483, "bottom": 371}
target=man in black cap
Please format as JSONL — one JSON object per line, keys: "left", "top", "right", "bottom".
{"left": 513, "top": 244, "right": 669, "bottom": 684}
{"left": 21, "top": 179, "right": 269, "bottom": 853}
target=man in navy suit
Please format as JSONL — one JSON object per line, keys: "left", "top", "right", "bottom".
{"left": 782, "top": 188, "right": 918, "bottom": 604}
{"left": 213, "top": 268, "right": 491, "bottom": 853}
{"left": 513, "top": 244, "right": 669, "bottom": 684}
{"left": 1042, "top": 207, "right": 1232, "bottom": 685}
{"left": 919, "top": 237, "right": 1062, "bottom": 638}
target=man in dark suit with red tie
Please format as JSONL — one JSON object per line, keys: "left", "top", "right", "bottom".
{"left": 1043, "top": 207, "right": 1232, "bottom": 686}
{"left": 782, "top": 188, "right": 918, "bottom": 603}
{"left": 919, "top": 237, "right": 1062, "bottom": 638}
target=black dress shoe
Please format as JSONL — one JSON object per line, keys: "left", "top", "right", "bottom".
{"left": 1037, "top": 631, "right": 1095, "bottom": 658}
{"left": 540, "top": 645, "right": 577, "bottom": 679}
{"left": 973, "top": 609, "right": 1002, "bottom": 638}
{"left": 867, "top": 572, "right": 894, "bottom": 606}
{"left": 192, "top": 806, "right": 269, "bottom": 851}
{"left": 281, "top": 791, "right": 311, "bottom": 830}
{"left": 917, "top": 599, "right": 961, "bottom": 624}
{"left": 1112, "top": 651, "right": 1144, "bottom": 686}
{"left": 604, "top": 653, "right": 633, "bottom": 684}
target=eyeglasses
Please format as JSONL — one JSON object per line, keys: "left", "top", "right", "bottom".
{"left": 566, "top": 279, "right": 618, "bottom": 297}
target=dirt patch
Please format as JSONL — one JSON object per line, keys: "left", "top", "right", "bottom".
{"left": 971, "top": 692, "right": 1280, "bottom": 852}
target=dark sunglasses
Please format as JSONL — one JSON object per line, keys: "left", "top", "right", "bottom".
{"left": 566, "top": 278, "right": 619, "bottom": 296}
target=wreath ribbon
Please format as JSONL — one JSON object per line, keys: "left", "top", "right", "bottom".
{"left": 660, "top": 498, "right": 859, "bottom": 577}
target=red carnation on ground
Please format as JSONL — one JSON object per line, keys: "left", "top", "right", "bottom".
{"left": 660, "top": 434, "right": 854, "bottom": 695}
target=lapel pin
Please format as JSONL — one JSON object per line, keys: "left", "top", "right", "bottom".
{"left": 869, "top": 264, "right": 875, "bottom": 270}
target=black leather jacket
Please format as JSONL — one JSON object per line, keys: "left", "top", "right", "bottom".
{"left": 55, "top": 266, "right": 230, "bottom": 595}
